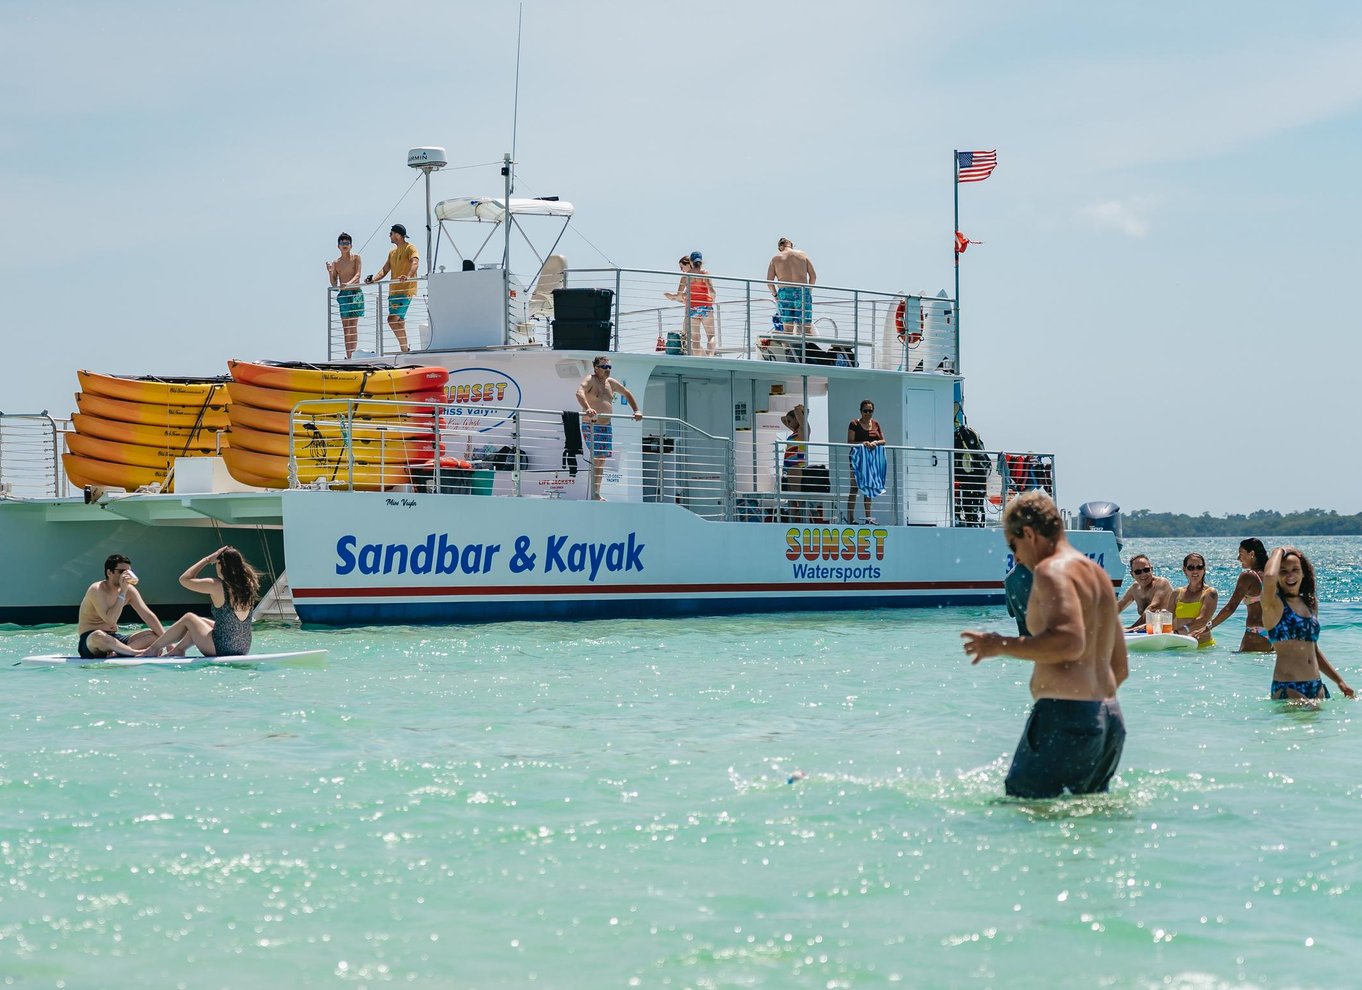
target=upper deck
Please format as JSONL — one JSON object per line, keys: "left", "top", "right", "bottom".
{"left": 325, "top": 266, "right": 958, "bottom": 376}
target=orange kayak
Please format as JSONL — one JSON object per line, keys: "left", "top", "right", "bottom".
{"left": 66, "top": 432, "right": 227, "bottom": 471}
{"left": 63, "top": 453, "right": 169, "bottom": 492}
{"left": 77, "top": 370, "right": 229, "bottom": 406}
{"left": 71, "top": 412, "right": 225, "bottom": 453}
{"left": 228, "top": 360, "right": 448, "bottom": 395}
{"left": 76, "top": 392, "right": 231, "bottom": 430}
{"left": 222, "top": 446, "right": 411, "bottom": 491}
{"left": 227, "top": 399, "right": 435, "bottom": 438}
{"left": 225, "top": 380, "right": 442, "bottom": 416}
{"left": 227, "top": 423, "right": 434, "bottom": 463}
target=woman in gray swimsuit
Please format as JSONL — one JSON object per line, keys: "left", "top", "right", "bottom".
{"left": 141, "top": 546, "right": 261, "bottom": 657}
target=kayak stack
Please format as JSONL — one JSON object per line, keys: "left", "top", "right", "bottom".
{"left": 66, "top": 371, "right": 232, "bottom": 492}
{"left": 222, "top": 361, "right": 450, "bottom": 490}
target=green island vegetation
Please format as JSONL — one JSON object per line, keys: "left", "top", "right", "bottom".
{"left": 1123, "top": 508, "right": 1362, "bottom": 537}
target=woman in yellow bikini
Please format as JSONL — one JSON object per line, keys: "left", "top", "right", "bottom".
{"left": 1195, "top": 538, "right": 1271, "bottom": 653}
{"left": 1172, "top": 551, "right": 1218, "bottom": 647}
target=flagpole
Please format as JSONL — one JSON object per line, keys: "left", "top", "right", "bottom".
{"left": 953, "top": 149, "right": 961, "bottom": 376}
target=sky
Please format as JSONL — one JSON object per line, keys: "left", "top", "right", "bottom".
{"left": 4, "top": 0, "right": 1362, "bottom": 516}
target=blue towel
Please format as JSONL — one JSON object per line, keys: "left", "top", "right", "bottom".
{"left": 849, "top": 445, "right": 887, "bottom": 499}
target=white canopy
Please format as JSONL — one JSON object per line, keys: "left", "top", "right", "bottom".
{"left": 434, "top": 197, "right": 575, "bottom": 222}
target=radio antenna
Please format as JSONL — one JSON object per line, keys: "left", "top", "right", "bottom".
{"left": 509, "top": 3, "right": 524, "bottom": 196}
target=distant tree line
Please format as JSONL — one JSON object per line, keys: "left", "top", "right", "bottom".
{"left": 1123, "top": 508, "right": 1362, "bottom": 537}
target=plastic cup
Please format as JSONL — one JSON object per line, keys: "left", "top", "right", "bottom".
{"left": 124, "top": 570, "right": 139, "bottom": 586}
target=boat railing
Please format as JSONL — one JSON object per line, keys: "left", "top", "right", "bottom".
{"left": 564, "top": 268, "right": 959, "bottom": 373}
{"left": 283, "top": 398, "right": 735, "bottom": 520}
{"left": 324, "top": 270, "right": 959, "bottom": 374}
{"left": 0, "top": 412, "right": 71, "bottom": 499}
{"left": 754, "top": 438, "right": 1054, "bottom": 528}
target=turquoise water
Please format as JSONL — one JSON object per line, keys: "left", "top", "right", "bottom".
{"left": 3, "top": 536, "right": 1359, "bottom": 989}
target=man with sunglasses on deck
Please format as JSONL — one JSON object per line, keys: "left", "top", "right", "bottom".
{"left": 575, "top": 356, "right": 643, "bottom": 501}
{"left": 962, "top": 491, "right": 1128, "bottom": 799}
{"left": 1115, "top": 554, "right": 1175, "bottom": 631}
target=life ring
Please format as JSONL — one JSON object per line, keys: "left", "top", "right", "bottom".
{"left": 415, "top": 457, "right": 473, "bottom": 471}
{"left": 894, "top": 299, "right": 923, "bottom": 347}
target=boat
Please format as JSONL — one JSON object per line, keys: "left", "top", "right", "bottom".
{"left": 0, "top": 148, "right": 1124, "bottom": 626}
{"left": 71, "top": 412, "right": 225, "bottom": 452}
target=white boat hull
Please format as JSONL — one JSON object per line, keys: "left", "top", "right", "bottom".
{"left": 282, "top": 490, "right": 1121, "bottom": 624}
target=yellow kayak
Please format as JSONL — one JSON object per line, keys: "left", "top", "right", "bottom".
{"left": 77, "top": 370, "right": 229, "bottom": 406}
{"left": 225, "top": 380, "right": 442, "bottom": 417}
{"left": 227, "top": 423, "right": 435, "bottom": 463}
{"left": 77, "top": 391, "right": 231, "bottom": 430}
{"left": 222, "top": 446, "right": 411, "bottom": 491}
{"left": 71, "top": 412, "right": 225, "bottom": 453}
{"left": 66, "top": 432, "right": 226, "bottom": 471}
{"left": 63, "top": 452, "right": 169, "bottom": 492}
{"left": 227, "top": 399, "right": 436, "bottom": 437}
{"left": 228, "top": 360, "right": 449, "bottom": 395}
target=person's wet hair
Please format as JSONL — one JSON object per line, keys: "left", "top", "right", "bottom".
{"left": 1240, "top": 538, "right": 1268, "bottom": 570}
{"left": 1003, "top": 490, "right": 1062, "bottom": 541}
{"left": 1278, "top": 546, "right": 1318, "bottom": 612}
{"left": 217, "top": 547, "right": 261, "bottom": 612}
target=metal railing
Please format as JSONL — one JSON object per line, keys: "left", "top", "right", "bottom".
{"left": 322, "top": 269, "right": 959, "bottom": 374}
{"left": 0, "top": 412, "right": 69, "bottom": 499}
{"left": 267, "top": 397, "right": 1057, "bottom": 529}
{"left": 752, "top": 440, "right": 1055, "bottom": 528}
{"left": 281, "top": 399, "right": 734, "bottom": 520}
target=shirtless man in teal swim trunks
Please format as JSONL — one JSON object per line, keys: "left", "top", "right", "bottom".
{"left": 962, "top": 491, "right": 1129, "bottom": 799}
{"left": 767, "top": 237, "right": 816, "bottom": 334}
{"left": 327, "top": 232, "right": 363, "bottom": 358}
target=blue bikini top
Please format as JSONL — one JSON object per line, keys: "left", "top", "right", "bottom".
{"left": 1265, "top": 605, "right": 1319, "bottom": 643}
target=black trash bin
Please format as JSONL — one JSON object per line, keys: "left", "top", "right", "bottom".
{"left": 552, "top": 288, "right": 614, "bottom": 351}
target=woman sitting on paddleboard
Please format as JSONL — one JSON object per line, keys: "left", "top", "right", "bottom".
{"left": 141, "top": 547, "right": 261, "bottom": 658}
{"left": 1195, "top": 538, "right": 1271, "bottom": 653}
{"left": 1171, "top": 552, "right": 1218, "bottom": 647}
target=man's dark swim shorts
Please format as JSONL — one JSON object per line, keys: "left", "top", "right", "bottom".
{"left": 1005, "top": 697, "right": 1126, "bottom": 799}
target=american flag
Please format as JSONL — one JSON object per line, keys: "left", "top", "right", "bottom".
{"left": 956, "top": 150, "right": 997, "bottom": 183}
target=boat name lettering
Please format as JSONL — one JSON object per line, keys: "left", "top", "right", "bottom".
{"left": 790, "top": 563, "right": 883, "bottom": 581}
{"left": 333, "top": 531, "right": 646, "bottom": 581}
{"left": 446, "top": 381, "right": 509, "bottom": 404}
{"left": 384, "top": 498, "right": 418, "bottom": 508}
{"left": 543, "top": 532, "right": 646, "bottom": 580}
{"left": 785, "top": 527, "right": 888, "bottom": 562}
{"left": 335, "top": 534, "right": 502, "bottom": 576}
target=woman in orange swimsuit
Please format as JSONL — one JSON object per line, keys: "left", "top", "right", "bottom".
{"left": 1196, "top": 538, "right": 1271, "bottom": 652}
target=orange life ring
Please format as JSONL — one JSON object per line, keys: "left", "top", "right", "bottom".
{"left": 894, "top": 299, "right": 923, "bottom": 347}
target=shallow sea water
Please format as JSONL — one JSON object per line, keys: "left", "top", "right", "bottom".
{"left": 2, "top": 536, "right": 1359, "bottom": 989}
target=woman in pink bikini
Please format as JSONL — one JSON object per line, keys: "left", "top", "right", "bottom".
{"left": 1196, "top": 538, "right": 1271, "bottom": 653}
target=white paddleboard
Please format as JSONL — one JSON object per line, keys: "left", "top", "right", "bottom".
{"left": 20, "top": 649, "right": 328, "bottom": 667}
{"left": 1124, "top": 632, "right": 1199, "bottom": 653}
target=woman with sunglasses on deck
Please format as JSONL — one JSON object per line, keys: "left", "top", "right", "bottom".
{"left": 1171, "top": 552, "right": 1218, "bottom": 647}
{"left": 1260, "top": 546, "right": 1354, "bottom": 701}
{"left": 1194, "top": 538, "right": 1271, "bottom": 653}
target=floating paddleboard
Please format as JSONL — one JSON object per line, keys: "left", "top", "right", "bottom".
{"left": 1124, "top": 632, "right": 1198, "bottom": 652}
{"left": 20, "top": 649, "right": 328, "bottom": 667}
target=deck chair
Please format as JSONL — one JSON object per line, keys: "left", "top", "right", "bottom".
{"left": 512, "top": 254, "right": 568, "bottom": 344}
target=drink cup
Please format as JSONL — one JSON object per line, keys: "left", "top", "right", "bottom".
{"left": 124, "top": 569, "right": 139, "bottom": 586}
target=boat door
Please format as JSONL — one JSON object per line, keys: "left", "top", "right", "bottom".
{"left": 902, "top": 387, "right": 949, "bottom": 525}
{"left": 678, "top": 378, "right": 728, "bottom": 515}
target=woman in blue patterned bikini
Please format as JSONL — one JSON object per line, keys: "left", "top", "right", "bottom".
{"left": 1260, "top": 546, "right": 1354, "bottom": 701}
{"left": 140, "top": 547, "right": 262, "bottom": 658}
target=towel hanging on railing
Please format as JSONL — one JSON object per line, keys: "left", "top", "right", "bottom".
{"left": 849, "top": 445, "right": 887, "bottom": 499}
{"left": 561, "top": 411, "right": 583, "bottom": 477}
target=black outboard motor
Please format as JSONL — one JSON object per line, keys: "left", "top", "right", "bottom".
{"left": 1078, "top": 500, "right": 1123, "bottom": 550}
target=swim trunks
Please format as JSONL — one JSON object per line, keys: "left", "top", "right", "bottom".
{"left": 337, "top": 287, "right": 365, "bottom": 319}
{"left": 1005, "top": 698, "right": 1126, "bottom": 799}
{"left": 581, "top": 421, "right": 613, "bottom": 459}
{"left": 688, "top": 305, "right": 713, "bottom": 318}
{"left": 1271, "top": 679, "right": 1330, "bottom": 700}
{"left": 77, "top": 629, "right": 130, "bottom": 659}
{"left": 776, "top": 286, "right": 812, "bottom": 325}
{"left": 388, "top": 293, "right": 414, "bottom": 319}
{"left": 210, "top": 602, "right": 253, "bottom": 657}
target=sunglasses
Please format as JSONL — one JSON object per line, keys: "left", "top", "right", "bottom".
{"left": 1185, "top": 564, "right": 1205, "bottom": 571}
{"left": 861, "top": 407, "right": 874, "bottom": 413}
{"left": 1132, "top": 566, "right": 1152, "bottom": 575}
{"left": 596, "top": 364, "right": 611, "bottom": 370}
{"left": 338, "top": 241, "right": 352, "bottom": 246}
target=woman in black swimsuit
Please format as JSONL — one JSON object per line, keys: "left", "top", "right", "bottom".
{"left": 141, "top": 546, "right": 262, "bottom": 657}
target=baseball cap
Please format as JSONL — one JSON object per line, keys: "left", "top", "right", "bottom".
{"left": 689, "top": 251, "right": 703, "bottom": 264}
{"left": 391, "top": 223, "right": 409, "bottom": 238}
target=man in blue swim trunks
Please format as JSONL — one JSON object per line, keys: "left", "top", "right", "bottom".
{"left": 365, "top": 223, "right": 419, "bottom": 352}
{"left": 767, "top": 237, "right": 817, "bottom": 334}
{"left": 327, "top": 232, "right": 364, "bottom": 358}
{"left": 575, "top": 355, "right": 643, "bottom": 500}
{"left": 962, "top": 491, "right": 1129, "bottom": 799}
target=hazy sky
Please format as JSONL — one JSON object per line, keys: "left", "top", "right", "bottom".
{"left": 4, "top": 0, "right": 1361, "bottom": 515}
